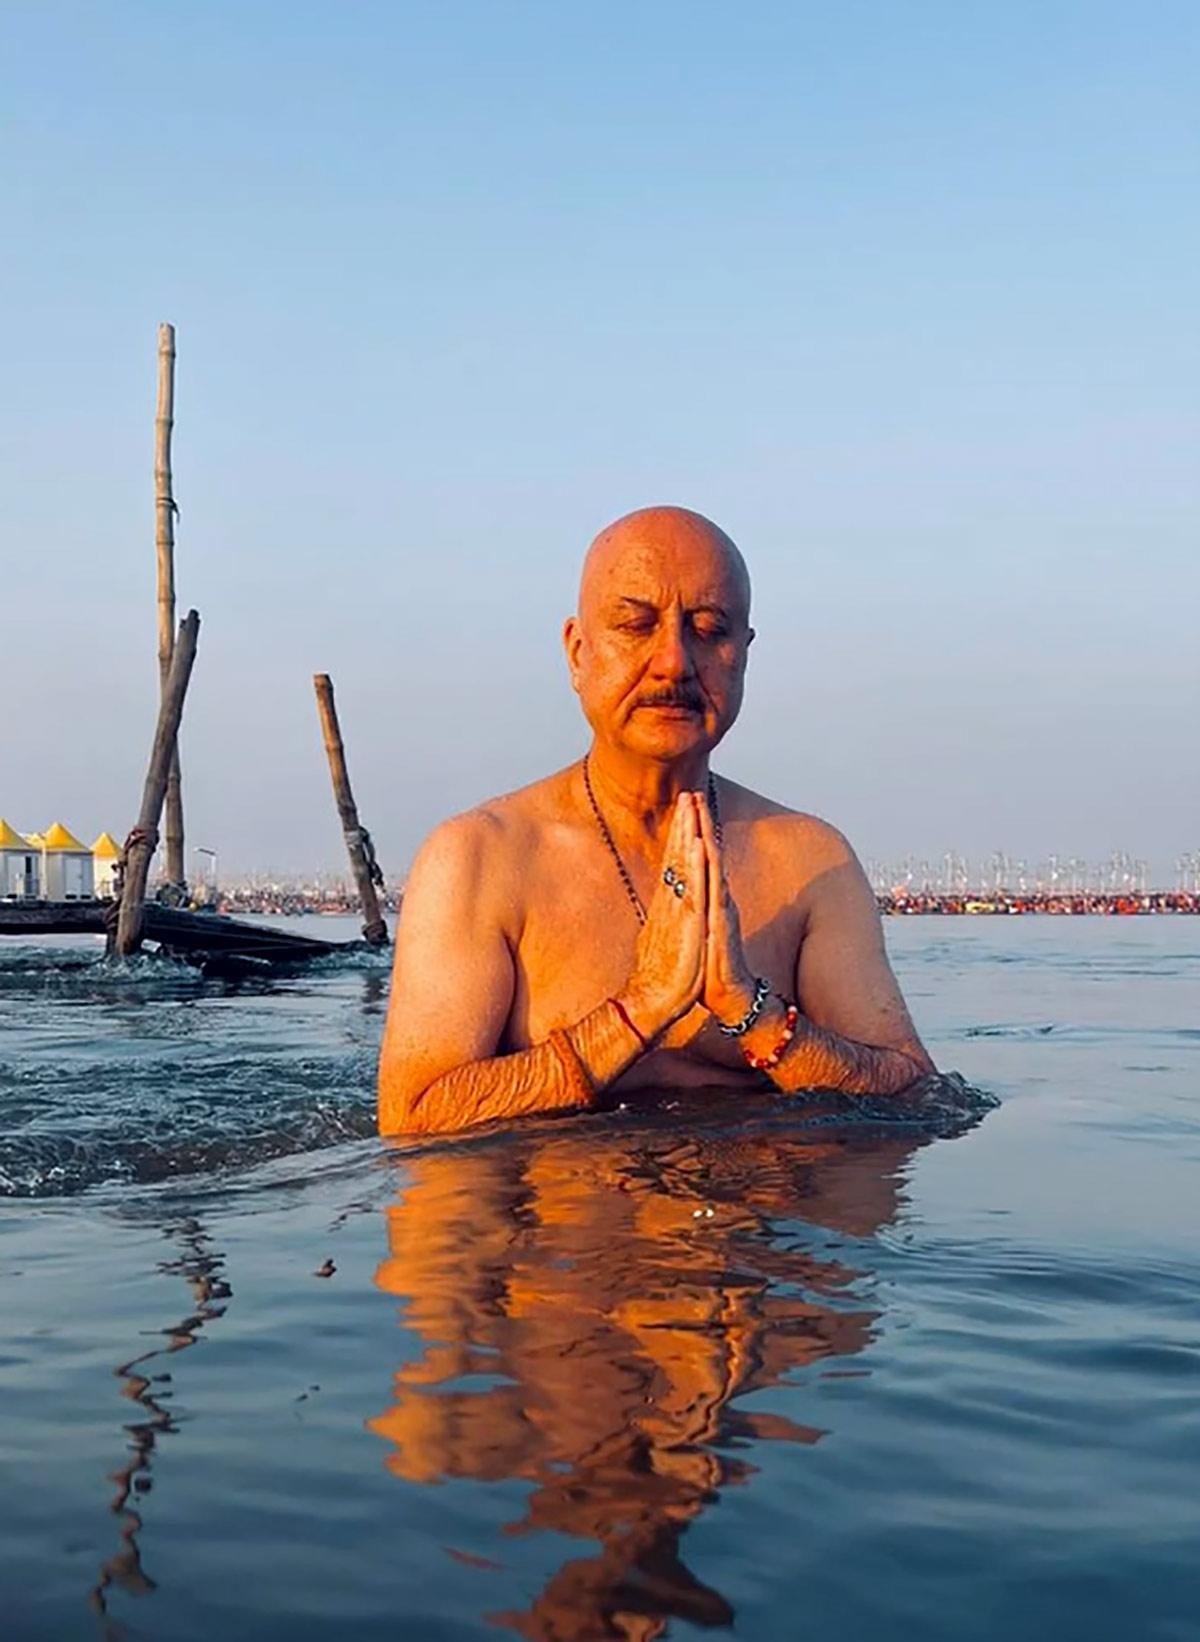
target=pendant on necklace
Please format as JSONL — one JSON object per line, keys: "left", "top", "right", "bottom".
{"left": 581, "top": 756, "right": 722, "bottom": 926}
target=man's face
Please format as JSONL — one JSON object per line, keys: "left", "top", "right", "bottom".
{"left": 565, "top": 523, "right": 753, "bottom": 761}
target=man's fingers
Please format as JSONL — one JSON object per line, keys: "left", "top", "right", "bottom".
{"left": 650, "top": 794, "right": 697, "bottom": 919}
{"left": 695, "top": 791, "right": 731, "bottom": 911}
{"left": 654, "top": 797, "right": 684, "bottom": 907}
{"left": 703, "top": 819, "right": 722, "bottom": 928}
{"left": 696, "top": 798, "right": 722, "bottom": 926}
{"left": 663, "top": 794, "right": 682, "bottom": 862}
{"left": 687, "top": 797, "right": 710, "bottom": 920}
{"left": 671, "top": 791, "right": 695, "bottom": 859}
{"left": 652, "top": 793, "right": 714, "bottom": 922}
{"left": 688, "top": 833, "right": 707, "bottom": 918}
{"left": 693, "top": 790, "right": 728, "bottom": 919}
{"left": 695, "top": 789, "right": 719, "bottom": 858}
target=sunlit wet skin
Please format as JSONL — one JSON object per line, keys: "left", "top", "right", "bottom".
{"left": 370, "top": 1118, "right": 923, "bottom": 1642}
{"left": 501, "top": 783, "right": 877, "bottom": 1093}
{"left": 380, "top": 507, "right": 932, "bottom": 1134}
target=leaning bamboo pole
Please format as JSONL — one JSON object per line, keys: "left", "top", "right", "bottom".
{"left": 115, "top": 611, "right": 201, "bottom": 956}
{"left": 313, "top": 674, "right": 388, "bottom": 946}
{"left": 155, "top": 322, "right": 186, "bottom": 889}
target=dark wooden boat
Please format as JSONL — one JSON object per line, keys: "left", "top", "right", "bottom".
{"left": 0, "top": 900, "right": 353, "bottom": 972}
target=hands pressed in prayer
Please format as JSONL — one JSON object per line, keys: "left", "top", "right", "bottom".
{"left": 694, "top": 793, "right": 762, "bottom": 1030}
{"left": 618, "top": 794, "right": 709, "bottom": 1042}
{"left": 620, "top": 789, "right": 772, "bottom": 1047}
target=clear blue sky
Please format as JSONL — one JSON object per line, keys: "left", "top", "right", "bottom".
{"left": 3, "top": 2, "right": 1196, "bottom": 882}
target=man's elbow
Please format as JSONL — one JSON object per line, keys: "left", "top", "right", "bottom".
{"left": 855, "top": 1046, "right": 933, "bottom": 1098}
{"left": 377, "top": 1083, "right": 407, "bottom": 1136}
{"left": 903, "top": 1043, "right": 937, "bottom": 1084}
{"left": 379, "top": 1058, "right": 471, "bottom": 1136}
{"left": 377, "top": 1059, "right": 427, "bottom": 1137}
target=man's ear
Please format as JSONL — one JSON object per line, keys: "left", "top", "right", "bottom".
{"left": 563, "top": 615, "right": 582, "bottom": 693}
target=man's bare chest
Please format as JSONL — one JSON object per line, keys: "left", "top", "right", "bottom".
{"left": 506, "top": 849, "right": 804, "bottom": 1079}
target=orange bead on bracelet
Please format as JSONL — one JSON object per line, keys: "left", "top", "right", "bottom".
{"left": 741, "top": 999, "right": 800, "bottom": 1071}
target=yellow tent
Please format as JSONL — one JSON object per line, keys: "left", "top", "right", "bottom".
{"left": 92, "top": 831, "right": 122, "bottom": 859}
{"left": 40, "top": 821, "right": 89, "bottom": 852}
{"left": 0, "top": 818, "right": 32, "bottom": 850}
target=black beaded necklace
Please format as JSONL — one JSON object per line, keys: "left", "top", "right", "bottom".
{"left": 581, "top": 755, "right": 722, "bottom": 927}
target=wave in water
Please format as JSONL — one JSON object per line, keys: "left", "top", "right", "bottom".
{"left": 0, "top": 1071, "right": 994, "bottom": 1201}
{"left": 0, "top": 942, "right": 995, "bottom": 1199}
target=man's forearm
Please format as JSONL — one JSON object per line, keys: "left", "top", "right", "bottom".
{"left": 774, "top": 1017, "right": 931, "bottom": 1096}
{"left": 738, "top": 999, "right": 932, "bottom": 1098}
{"left": 379, "top": 998, "right": 646, "bottom": 1136}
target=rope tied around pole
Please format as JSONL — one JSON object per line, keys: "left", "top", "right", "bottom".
{"left": 120, "top": 825, "right": 159, "bottom": 873}
{"left": 313, "top": 673, "right": 388, "bottom": 948}
{"left": 344, "top": 825, "right": 385, "bottom": 889}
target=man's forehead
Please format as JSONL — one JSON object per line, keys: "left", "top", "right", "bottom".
{"left": 579, "top": 507, "right": 751, "bottom": 615}
{"left": 605, "top": 581, "right": 737, "bottom": 612}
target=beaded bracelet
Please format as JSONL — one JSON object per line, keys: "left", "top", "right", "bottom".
{"left": 717, "top": 975, "right": 772, "bottom": 1037}
{"left": 741, "top": 998, "right": 800, "bottom": 1071}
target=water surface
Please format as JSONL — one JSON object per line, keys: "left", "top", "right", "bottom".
{"left": 1, "top": 917, "right": 1196, "bottom": 1640}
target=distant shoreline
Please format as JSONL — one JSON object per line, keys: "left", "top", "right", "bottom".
{"left": 203, "top": 889, "right": 1200, "bottom": 919}
{"left": 876, "top": 892, "right": 1197, "bottom": 916}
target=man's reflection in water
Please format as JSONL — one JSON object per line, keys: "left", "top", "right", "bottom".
{"left": 371, "top": 1111, "right": 924, "bottom": 1641}
{"left": 89, "top": 1217, "right": 231, "bottom": 1628}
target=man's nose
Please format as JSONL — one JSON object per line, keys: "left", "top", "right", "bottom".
{"left": 648, "top": 612, "right": 694, "bottom": 678}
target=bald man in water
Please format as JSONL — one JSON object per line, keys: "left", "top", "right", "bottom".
{"left": 379, "top": 506, "right": 933, "bottom": 1135}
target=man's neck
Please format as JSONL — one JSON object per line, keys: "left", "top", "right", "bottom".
{"left": 584, "top": 742, "right": 710, "bottom": 847}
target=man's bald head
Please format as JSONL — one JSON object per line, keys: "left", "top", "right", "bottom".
{"left": 578, "top": 506, "right": 752, "bottom": 627}
{"left": 565, "top": 506, "right": 754, "bottom": 761}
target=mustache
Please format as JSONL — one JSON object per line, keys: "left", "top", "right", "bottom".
{"left": 636, "top": 689, "right": 705, "bottom": 711}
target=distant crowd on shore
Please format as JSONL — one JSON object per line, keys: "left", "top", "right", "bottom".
{"left": 213, "top": 886, "right": 404, "bottom": 918}
{"left": 207, "top": 885, "right": 1199, "bottom": 919}
{"left": 877, "top": 890, "right": 1199, "bottom": 916}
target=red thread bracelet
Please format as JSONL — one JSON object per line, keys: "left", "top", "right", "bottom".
{"left": 741, "top": 998, "right": 800, "bottom": 1071}
{"left": 610, "top": 996, "right": 649, "bottom": 1049}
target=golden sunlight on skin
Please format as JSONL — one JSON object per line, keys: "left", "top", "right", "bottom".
{"left": 566, "top": 506, "right": 753, "bottom": 769}
{"left": 369, "top": 1121, "right": 920, "bottom": 1641}
{"left": 378, "top": 506, "right": 933, "bottom": 1137}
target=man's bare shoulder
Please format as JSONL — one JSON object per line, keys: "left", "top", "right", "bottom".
{"left": 719, "top": 776, "right": 858, "bottom": 872}
{"left": 722, "top": 778, "right": 866, "bottom": 899}
{"left": 408, "top": 766, "right": 577, "bottom": 889}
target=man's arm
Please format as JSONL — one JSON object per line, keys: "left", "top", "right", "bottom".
{"left": 699, "top": 807, "right": 932, "bottom": 1097}
{"left": 378, "top": 815, "right": 645, "bottom": 1135}
{"left": 769, "top": 830, "right": 933, "bottom": 1093}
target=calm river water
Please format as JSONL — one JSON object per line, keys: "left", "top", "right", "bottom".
{"left": 1, "top": 916, "right": 1196, "bottom": 1641}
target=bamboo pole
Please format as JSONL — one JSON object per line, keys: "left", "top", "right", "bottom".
{"left": 313, "top": 674, "right": 388, "bottom": 946}
{"left": 115, "top": 611, "right": 201, "bottom": 956}
{"left": 156, "top": 322, "right": 186, "bottom": 889}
